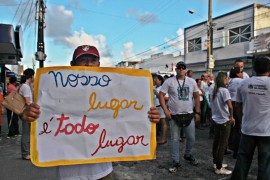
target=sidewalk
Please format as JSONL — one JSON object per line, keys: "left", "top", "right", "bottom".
{"left": 0, "top": 113, "right": 258, "bottom": 180}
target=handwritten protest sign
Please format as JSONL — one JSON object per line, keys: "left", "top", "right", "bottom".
{"left": 30, "top": 66, "right": 156, "bottom": 167}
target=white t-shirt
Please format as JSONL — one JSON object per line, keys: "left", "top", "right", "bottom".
{"left": 160, "top": 76, "right": 199, "bottom": 114}
{"left": 198, "top": 89, "right": 203, "bottom": 101}
{"left": 227, "top": 78, "right": 243, "bottom": 101}
{"left": 154, "top": 86, "right": 162, "bottom": 106}
{"left": 242, "top": 72, "right": 250, "bottom": 79}
{"left": 57, "top": 163, "right": 113, "bottom": 180}
{"left": 19, "top": 83, "right": 33, "bottom": 103}
{"left": 208, "top": 83, "right": 215, "bottom": 107}
{"left": 236, "top": 76, "right": 270, "bottom": 136}
{"left": 200, "top": 81, "right": 209, "bottom": 94}
{"left": 211, "top": 87, "right": 231, "bottom": 124}
{"left": 154, "top": 86, "right": 166, "bottom": 118}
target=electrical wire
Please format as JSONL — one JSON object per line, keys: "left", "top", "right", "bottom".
{"left": 18, "top": 0, "right": 31, "bottom": 25}
{"left": 11, "top": 0, "right": 22, "bottom": 23}
{"left": 24, "top": 0, "right": 35, "bottom": 31}
{"left": 119, "top": 11, "right": 270, "bottom": 62}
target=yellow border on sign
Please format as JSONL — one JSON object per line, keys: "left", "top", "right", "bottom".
{"left": 30, "top": 66, "right": 156, "bottom": 167}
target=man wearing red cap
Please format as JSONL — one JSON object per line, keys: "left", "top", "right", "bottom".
{"left": 21, "top": 45, "right": 160, "bottom": 180}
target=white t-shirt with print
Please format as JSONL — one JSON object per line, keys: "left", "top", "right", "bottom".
{"left": 160, "top": 76, "right": 199, "bottom": 114}
{"left": 228, "top": 78, "right": 243, "bottom": 101}
{"left": 211, "top": 87, "right": 231, "bottom": 124}
{"left": 236, "top": 76, "right": 270, "bottom": 136}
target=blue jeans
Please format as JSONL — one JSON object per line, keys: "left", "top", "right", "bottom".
{"left": 231, "top": 134, "right": 270, "bottom": 180}
{"left": 170, "top": 119, "right": 195, "bottom": 162}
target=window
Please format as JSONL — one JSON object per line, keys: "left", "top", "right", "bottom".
{"left": 188, "top": 38, "right": 201, "bottom": 52}
{"left": 229, "top": 24, "right": 251, "bottom": 44}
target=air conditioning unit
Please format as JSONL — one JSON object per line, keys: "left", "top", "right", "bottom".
{"left": 0, "top": 24, "right": 23, "bottom": 65}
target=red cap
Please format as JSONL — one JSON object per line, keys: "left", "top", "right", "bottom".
{"left": 72, "top": 45, "right": 100, "bottom": 60}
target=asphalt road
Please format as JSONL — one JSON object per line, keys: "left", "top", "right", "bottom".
{"left": 0, "top": 113, "right": 258, "bottom": 180}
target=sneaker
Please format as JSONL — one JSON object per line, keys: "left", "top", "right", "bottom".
{"left": 224, "top": 149, "right": 233, "bottom": 155}
{"left": 213, "top": 163, "right": 228, "bottom": 169}
{"left": 215, "top": 167, "right": 232, "bottom": 175}
{"left": 15, "top": 133, "right": 22, "bottom": 137}
{"left": 7, "top": 134, "right": 15, "bottom": 139}
{"left": 168, "top": 161, "right": 181, "bottom": 173}
{"left": 184, "top": 155, "right": 198, "bottom": 166}
{"left": 22, "top": 155, "right": 31, "bottom": 160}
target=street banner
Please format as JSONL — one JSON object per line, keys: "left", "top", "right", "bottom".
{"left": 30, "top": 66, "right": 155, "bottom": 167}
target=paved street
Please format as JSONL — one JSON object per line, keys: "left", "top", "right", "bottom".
{"left": 0, "top": 113, "right": 258, "bottom": 180}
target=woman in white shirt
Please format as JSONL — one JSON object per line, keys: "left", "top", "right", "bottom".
{"left": 19, "top": 68, "right": 35, "bottom": 160}
{"left": 211, "top": 72, "right": 235, "bottom": 175}
{"left": 154, "top": 75, "right": 168, "bottom": 145}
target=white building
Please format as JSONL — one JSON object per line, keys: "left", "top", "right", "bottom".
{"left": 115, "top": 60, "right": 141, "bottom": 68}
{"left": 115, "top": 52, "right": 183, "bottom": 76}
{"left": 184, "top": 3, "right": 270, "bottom": 77}
{"left": 139, "top": 52, "right": 183, "bottom": 75}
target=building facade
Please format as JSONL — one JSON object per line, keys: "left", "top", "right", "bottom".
{"left": 139, "top": 52, "right": 183, "bottom": 75}
{"left": 184, "top": 3, "right": 270, "bottom": 78}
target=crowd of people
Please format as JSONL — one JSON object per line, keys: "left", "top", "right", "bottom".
{"left": 1, "top": 69, "right": 35, "bottom": 161}
{"left": 1, "top": 43, "right": 269, "bottom": 180}
{"left": 153, "top": 56, "right": 270, "bottom": 179}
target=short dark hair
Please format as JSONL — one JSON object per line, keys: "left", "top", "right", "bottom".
{"left": 195, "top": 78, "right": 201, "bottom": 83}
{"left": 234, "top": 59, "right": 243, "bottom": 65}
{"left": 253, "top": 56, "right": 270, "bottom": 74}
{"left": 229, "top": 67, "right": 241, "bottom": 78}
{"left": 23, "top": 68, "right": 35, "bottom": 79}
{"left": 156, "top": 75, "right": 164, "bottom": 85}
{"left": 187, "top": 70, "right": 193, "bottom": 74}
{"left": 152, "top": 73, "right": 158, "bottom": 79}
{"left": 9, "top": 76, "right": 17, "bottom": 84}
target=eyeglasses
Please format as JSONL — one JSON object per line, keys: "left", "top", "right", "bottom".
{"left": 176, "top": 66, "right": 186, "bottom": 70}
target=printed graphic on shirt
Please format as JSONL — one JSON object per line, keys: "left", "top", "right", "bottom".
{"left": 248, "top": 84, "right": 268, "bottom": 95}
{"left": 177, "top": 86, "right": 189, "bottom": 101}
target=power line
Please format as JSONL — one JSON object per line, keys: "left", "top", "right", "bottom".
{"left": 24, "top": 0, "right": 35, "bottom": 31}
{"left": 119, "top": 11, "right": 270, "bottom": 62}
{"left": 18, "top": 0, "right": 31, "bottom": 25}
{"left": 11, "top": 0, "right": 22, "bottom": 23}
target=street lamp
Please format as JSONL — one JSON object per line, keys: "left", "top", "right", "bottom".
{"left": 188, "top": 10, "right": 208, "bottom": 21}
{"left": 188, "top": 0, "right": 214, "bottom": 74}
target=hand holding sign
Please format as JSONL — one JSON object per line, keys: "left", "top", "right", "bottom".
{"left": 27, "top": 66, "right": 158, "bottom": 167}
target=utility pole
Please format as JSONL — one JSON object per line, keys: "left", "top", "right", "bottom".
{"left": 207, "top": 0, "right": 214, "bottom": 74}
{"left": 35, "top": 0, "right": 46, "bottom": 68}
